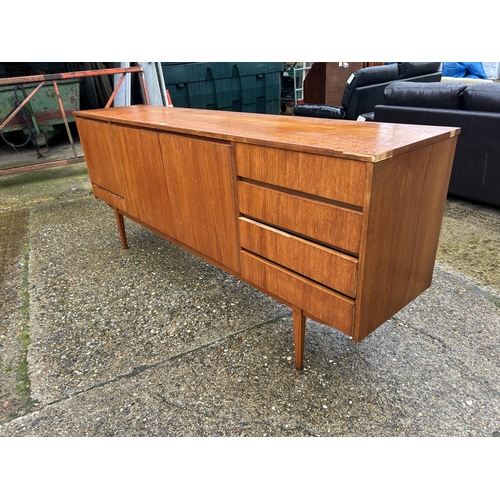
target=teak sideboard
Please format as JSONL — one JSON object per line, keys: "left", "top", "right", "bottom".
{"left": 74, "top": 105, "right": 459, "bottom": 369}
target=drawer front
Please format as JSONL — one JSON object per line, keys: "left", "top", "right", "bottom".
{"left": 238, "top": 181, "right": 363, "bottom": 255}
{"left": 241, "top": 251, "right": 354, "bottom": 336}
{"left": 235, "top": 143, "right": 366, "bottom": 207}
{"left": 92, "top": 183, "right": 127, "bottom": 212}
{"left": 239, "top": 217, "right": 358, "bottom": 298}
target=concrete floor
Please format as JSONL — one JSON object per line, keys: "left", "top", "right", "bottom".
{"left": 0, "top": 123, "right": 498, "bottom": 439}
{"left": 0, "top": 147, "right": 498, "bottom": 496}
{"left": 0, "top": 156, "right": 498, "bottom": 440}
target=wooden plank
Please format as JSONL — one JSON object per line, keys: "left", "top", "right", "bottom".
{"left": 91, "top": 184, "right": 126, "bottom": 212}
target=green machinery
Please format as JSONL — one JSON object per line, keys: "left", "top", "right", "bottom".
{"left": 0, "top": 78, "right": 81, "bottom": 152}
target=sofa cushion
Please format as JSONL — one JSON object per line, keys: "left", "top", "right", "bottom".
{"left": 463, "top": 83, "right": 500, "bottom": 112}
{"left": 384, "top": 82, "right": 467, "bottom": 109}
{"left": 292, "top": 103, "right": 346, "bottom": 119}
{"left": 398, "top": 62, "right": 441, "bottom": 79}
{"left": 341, "top": 64, "right": 399, "bottom": 109}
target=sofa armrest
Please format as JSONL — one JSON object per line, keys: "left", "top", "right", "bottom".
{"left": 357, "top": 112, "right": 374, "bottom": 121}
{"left": 343, "top": 81, "right": 392, "bottom": 120}
{"left": 292, "top": 103, "right": 345, "bottom": 119}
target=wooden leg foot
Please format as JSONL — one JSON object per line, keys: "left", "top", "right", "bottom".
{"left": 292, "top": 306, "right": 306, "bottom": 370}
{"left": 113, "top": 207, "right": 129, "bottom": 249}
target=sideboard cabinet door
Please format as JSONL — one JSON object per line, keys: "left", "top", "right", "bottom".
{"left": 158, "top": 134, "right": 240, "bottom": 273}
{"left": 111, "top": 125, "right": 177, "bottom": 238}
{"left": 77, "top": 118, "right": 125, "bottom": 198}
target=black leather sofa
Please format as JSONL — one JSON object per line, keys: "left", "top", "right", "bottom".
{"left": 374, "top": 81, "right": 500, "bottom": 207}
{"left": 292, "top": 62, "right": 442, "bottom": 120}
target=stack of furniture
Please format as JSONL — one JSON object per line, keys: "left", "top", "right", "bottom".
{"left": 293, "top": 62, "right": 442, "bottom": 120}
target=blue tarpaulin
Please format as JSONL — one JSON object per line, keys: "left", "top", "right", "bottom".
{"left": 442, "top": 62, "right": 488, "bottom": 79}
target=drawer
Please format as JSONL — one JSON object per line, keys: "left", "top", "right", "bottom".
{"left": 239, "top": 217, "right": 358, "bottom": 298}
{"left": 235, "top": 143, "right": 366, "bottom": 207}
{"left": 238, "top": 181, "right": 363, "bottom": 255}
{"left": 240, "top": 251, "right": 354, "bottom": 336}
{"left": 92, "top": 183, "right": 127, "bottom": 212}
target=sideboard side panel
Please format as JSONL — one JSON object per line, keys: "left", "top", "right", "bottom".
{"left": 354, "top": 136, "right": 457, "bottom": 341}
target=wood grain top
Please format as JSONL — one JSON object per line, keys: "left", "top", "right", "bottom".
{"left": 75, "top": 105, "right": 460, "bottom": 162}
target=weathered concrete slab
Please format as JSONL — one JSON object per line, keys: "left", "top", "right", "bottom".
{"left": 0, "top": 164, "right": 499, "bottom": 438}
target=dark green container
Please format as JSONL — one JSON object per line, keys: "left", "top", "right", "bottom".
{"left": 161, "top": 62, "right": 283, "bottom": 114}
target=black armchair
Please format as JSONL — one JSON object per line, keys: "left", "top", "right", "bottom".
{"left": 293, "top": 62, "right": 442, "bottom": 121}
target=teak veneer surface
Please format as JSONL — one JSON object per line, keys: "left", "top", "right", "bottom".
{"left": 74, "top": 105, "right": 459, "bottom": 369}
{"left": 75, "top": 105, "right": 458, "bottom": 161}
{"left": 238, "top": 217, "right": 358, "bottom": 299}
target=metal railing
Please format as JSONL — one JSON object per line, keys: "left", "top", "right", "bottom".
{"left": 0, "top": 64, "right": 149, "bottom": 176}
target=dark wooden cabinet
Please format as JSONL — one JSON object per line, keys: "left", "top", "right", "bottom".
{"left": 75, "top": 105, "right": 459, "bottom": 369}
{"left": 304, "top": 62, "right": 365, "bottom": 105}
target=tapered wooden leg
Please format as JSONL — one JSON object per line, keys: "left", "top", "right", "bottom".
{"left": 113, "top": 207, "right": 129, "bottom": 249}
{"left": 292, "top": 306, "right": 306, "bottom": 370}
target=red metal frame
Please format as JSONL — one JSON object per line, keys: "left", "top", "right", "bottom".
{"left": 0, "top": 65, "right": 150, "bottom": 176}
